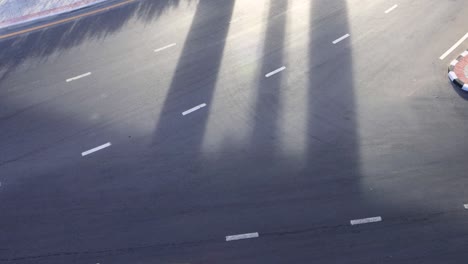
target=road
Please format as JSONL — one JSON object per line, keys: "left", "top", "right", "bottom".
{"left": 0, "top": 0, "right": 468, "bottom": 263}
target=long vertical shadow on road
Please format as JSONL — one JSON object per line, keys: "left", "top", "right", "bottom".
{"left": 151, "top": 0, "right": 235, "bottom": 161}
{"left": 306, "top": 0, "right": 361, "bottom": 205}
{"left": 250, "top": 0, "right": 288, "bottom": 157}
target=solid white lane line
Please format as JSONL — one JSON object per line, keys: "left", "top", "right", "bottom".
{"left": 66, "top": 72, "right": 91, "bottom": 82}
{"left": 350, "top": 216, "right": 382, "bottom": 225}
{"left": 332, "top": 33, "right": 350, "bottom": 44}
{"left": 265, "top": 66, "right": 286, "bottom": 78}
{"left": 440, "top": 32, "right": 468, "bottom": 60}
{"left": 384, "top": 4, "right": 398, "bottom": 14}
{"left": 182, "top": 103, "right": 207, "bottom": 116}
{"left": 154, "top": 43, "right": 176, "bottom": 53}
{"left": 81, "top": 142, "right": 112, "bottom": 157}
{"left": 226, "top": 232, "right": 259, "bottom": 241}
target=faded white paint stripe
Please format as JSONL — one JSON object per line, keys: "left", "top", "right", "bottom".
{"left": 66, "top": 72, "right": 91, "bottom": 82}
{"left": 265, "top": 66, "right": 286, "bottom": 78}
{"left": 440, "top": 32, "right": 468, "bottom": 60}
{"left": 332, "top": 33, "right": 350, "bottom": 44}
{"left": 81, "top": 142, "right": 112, "bottom": 156}
{"left": 226, "top": 232, "right": 259, "bottom": 241}
{"left": 384, "top": 4, "right": 398, "bottom": 14}
{"left": 229, "top": 17, "right": 243, "bottom": 24}
{"left": 350, "top": 216, "right": 382, "bottom": 225}
{"left": 182, "top": 103, "right": 207, "bottom": 116}
{"left": 154, "top": 43, "right": 176, "bottom": 53}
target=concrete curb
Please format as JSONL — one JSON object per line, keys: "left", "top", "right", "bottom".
{"left": 448, "top": 49, "right": 468, "bottom": 91}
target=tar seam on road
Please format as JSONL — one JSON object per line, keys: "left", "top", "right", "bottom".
{"left": 66, "top": 72, "right": 92, "bottom": 82}
{"left": 154, "top": 43, "right": 177, "bottom": 53}
{"left": 182, "top": 103, "right": 207, "bottom": 116}
{"left": 226, "top": 232, "right": 259, "bottom": 241}
{"left": 82, "top": 142, "right": 112, "bottom": 156}
{"left": 440, "top": 32, "right": 468, "bottom": 60}
{"left": 384, "top": 4, "right": 398, "bottom": 14}
{"left": 265, "top": 66, "right": 286, "bottom": 78}
{"left": 350, "top": 216, "right": 382, "bottom": 225}
{"left": 332, "top": 33, "right": 350, "bottom": 44}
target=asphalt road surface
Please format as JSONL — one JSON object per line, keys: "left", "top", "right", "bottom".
{"left": 1, "top": 0, "right": 468, "bottom": 263}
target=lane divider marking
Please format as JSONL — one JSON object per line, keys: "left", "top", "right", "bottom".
{"left": 154, "top": 43, "right": 176, "bottom": 53}
{"left": 350, "top": 216, "right": 382, "bottom": 225}
{"left": 384, "top": 4, "right": 398, "bottom": 14}
{"left": 182, "top": 103, "right": 207, "bottom": 116}
{"left": 81, "top": 142, "right": 112, "bottom": 156}
{"left": 265, "top": 66, "right": 286, "bottom": 78}
{"left": 226, "top": 232, "right": 259, "bottom": 241}
{"left": 440, "top": 32, "right": 468, "bottom": 60}
{"left": 66, "top": 72, "right": 91, "bottom": 82}
{"left": 332, "top": 33, "right": 350, "bottom": 45}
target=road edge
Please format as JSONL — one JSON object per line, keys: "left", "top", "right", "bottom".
{"left": 0, "top": 0, "right": 135, "bottom": 40}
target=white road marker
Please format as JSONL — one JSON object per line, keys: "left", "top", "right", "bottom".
{"left": 350, "top": 216, "right": 382, "bottom": 225}
{"left": 332, "top": 33, "right": 350, "bottom": 44}
{"left": 154, "top": 43, "right": 177, "bottom": 53}
{"left": 226, "top": 232, "right": 259, "bottom": 241}
{"left": 182, "top": 103, "right": 207, "bottom": 116}
{"left": 265, "top": 66, "right": 286, "bottom": 78}
{"left": 440, "top": 32, "right": 468, "bottom": 60}
{"left": 464, "top": 204, "right": 468, "bottom": 209}
{"left": 81, "top": 142, "right": 112, "bottom": 157}
{"left": 384, "top": 4, "right": 398, "bottom": 14}
{"left": 66, "top": 72, "right": 91, "bottom": 82}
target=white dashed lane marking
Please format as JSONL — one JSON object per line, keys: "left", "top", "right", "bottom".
{"left": 66, "top": 72, "right": 91, "bottom": 82}
{"left": 464, "top": 204, "right": 468, "bottom": 209}
{"left": 182, "top": 103, "right": 207, "bottom": 116}
{"left": 154, "top": 43, "right": 177, "bottom": 53}
{"left": 226, "top": 232, "right": 259, "bottom": 241}
{"left": 332, "top": 33, "right": 350, "bottom": 44}
{"left": 81, "top": 142, "right": 112, "bottom": 157}
{"left": 350, "top": 216, "right": 382, "bottom": 225}
{"left": 440, "top": 32, "right": 468, "bottom": 60}
{"left": 265, "top": 66, "right": 286, "bottom": 78}
{"left": 384, "top": 4, "right": 398, "bottom": 14}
